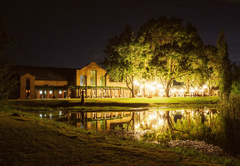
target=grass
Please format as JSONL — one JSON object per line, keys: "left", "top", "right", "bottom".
{"left": 0, "top": 105, "right": 239, "bottom": 166}
{"left": 3, "top": 96, "right": 219, "bottom": 108}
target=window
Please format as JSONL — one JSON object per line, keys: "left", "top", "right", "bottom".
{"left": 100, "top": 76, "right": 106, "bottom": 86}
{"left": 44, "top": 91, "right": 47, "bottom": 94}
{"left": 80, "top": 75, "right": 87, "bottom": 86}
{"left": 26, "top": 78, "right": 30, "bottom": 90}
{"left": 90, "top": 71, "right": 97, "bottom": 86}
{"left": 59, "top": 91, "right": 62, "bottom": 94}
{"left": 39, "top": 91, "right": 43, "bottom": 94}
{"left": 49, "top": 91, "right": 52, "bottom": 94}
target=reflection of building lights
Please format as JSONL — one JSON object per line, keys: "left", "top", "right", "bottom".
{"left": 152, "top": 125, "right": 155, "bottom": 128}
{"left": 135, "top": 125, "right": 138, "bottom": 129}
{"left": 59, "top": 111, "right": 62, "bottom": 115}
{"left": 203, "top": 85, "right": 207, "bottom": 89}
{"left": 146, "top": 84, "right": 150, "bottom": 88}
{"left": 39, "top": 114, "right": 42, "bottom": 118}
{"left": 142, "top": 121, "right": 145, "bottom": 125}
{"left": 159, "top": 119, "right": 164, "bottom": 125}
{"left": 180, "top": 88, "right": 184, "bottom": 93}
{"left": 149, "top": 85, "right": 156, "bottom": 90}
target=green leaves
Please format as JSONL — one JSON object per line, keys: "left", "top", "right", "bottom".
{"left": 102, "top": 17, "right": 225, "bottom": 98}
{"left": 0, "top": 18, "right": 17, "bottom": 101}
{"left": 138, "top": 17, "right": 204, "bottom": 96}
{"left": 102, "top": 24, "right": 151, "bottom": 97}
{"left": 0, "top": 57, "right": 18, "bottom": 101}
{"left": 217, "top": 30, "right": 232, "bottom": 100}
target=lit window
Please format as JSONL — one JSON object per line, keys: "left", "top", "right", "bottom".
{"left": 44, "top": 91, "right": 47, "bottom": 94}
{"left": 39, "top": 91, "right": 43, "bottom": 94}
{"left": 90, "top": 71, "right": 97, "bottom": 86}
{"left": 80, "top": 75, "right": 87, "bottom": 86}
{"left": 49, "top": 91, "right": 52, "bottom": 94}
{"left": 59, "top": 91, "right": 62, "bottom": 94}
{"left": 100, "top": 76, "right": 106, "bottom": 86}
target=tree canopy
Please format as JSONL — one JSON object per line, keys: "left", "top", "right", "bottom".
{"left": 231, "top": 62, "right": 240, "bottom": 95}
{"left": 202, "top": 45, "right": 220, "bottom": 95}
{"left": 138, "top": 17, "right": 204, "bottom": 97}
{"left": 217, "top": 30, "right": 231, "bottom": 101}
{"left": 0, "top": 18, "right": 17, "bottom": 101}
{"left": 102, "top": 25, "right": 150, "bottom": 97}
{"left": 103, "top": 16, "right": 233, "bottom": 98}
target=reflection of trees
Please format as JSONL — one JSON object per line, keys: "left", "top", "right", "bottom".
{"left": 125, "top": 112, "right": 134, "bottom": 131}
{"left": 219, "top": 103, "right": 240, "bottom": 155}
{"left": 140, "top": 109, "right": 229, "bottom": 148}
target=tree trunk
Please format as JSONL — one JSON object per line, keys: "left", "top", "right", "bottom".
{"left": 208, "top": 86, "right": 213, "bottom": 96}
{"left": 165, "top": 88, "right": 170, "bottom": 97}
{"left": 164, "top": 79, "right": 172, "bottom": 97}
{"left": 126, "top": 75, "right": 134, "bottom": 98}
{"left": 131, "top": 76, "right": 134, "bottom": 98}
{"left": 186, "top": 79, "right": 189, "bottom": 93}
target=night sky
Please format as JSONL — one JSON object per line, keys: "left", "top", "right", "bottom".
{"left": 0, "top": 0, "right": 239, "bottom": 69}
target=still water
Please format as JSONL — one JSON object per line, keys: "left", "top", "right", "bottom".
{"left": 39, "top": 108, "right": 240, "bottom": 155}
{"left": 39, "top": 108, "right": 214, "bottom": 131}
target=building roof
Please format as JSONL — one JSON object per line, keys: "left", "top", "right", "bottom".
{"left": 12, "top": 66, "right": 76, "bottom": 85}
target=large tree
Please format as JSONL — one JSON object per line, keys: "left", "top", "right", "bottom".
{"left": 217, "top": 30, "right": 231, "bottom": 101}
{"left": 0, "top": 18, "right": 17, "bottom": 101}
{"left": 139, "top": 17, "right": 203, "bottom": 97}
{"left": 202, "top": 45, "right": 220, "bottom": 95}
{"left": 231, "top": 62, "right": 240, "bottom": 94}
{"left": 102, "top": 25, "right": 149, "bottom": 97}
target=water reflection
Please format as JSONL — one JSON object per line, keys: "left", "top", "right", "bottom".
{"left": 40, "top": 108, "right": 216, "bottom": 132}
{"left": 39, "top": 108, "right": 240, "bottom": 155}
{"left": 67, "top": 111, "right": 133, "bottom": 131}
{"left": 39, "top": 113, "right": 53, "bottom": 120}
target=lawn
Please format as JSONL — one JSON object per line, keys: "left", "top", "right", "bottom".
{"left": 4, "top": 96, "right": 219, "bottom": 108}
{"left": 0, "top": 107, "right": 237, "bottom": 166}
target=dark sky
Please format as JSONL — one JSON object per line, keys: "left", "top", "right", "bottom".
{"left": 0, "top": 0, "right": 239, "bottom": 68}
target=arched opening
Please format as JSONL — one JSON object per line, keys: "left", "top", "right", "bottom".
{"left": 25, "top": 78, "right": 30, "bottom": 99}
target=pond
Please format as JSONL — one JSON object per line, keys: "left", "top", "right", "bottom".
{"left": 38, "top": 107, "right": 240, "bottom": 156}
